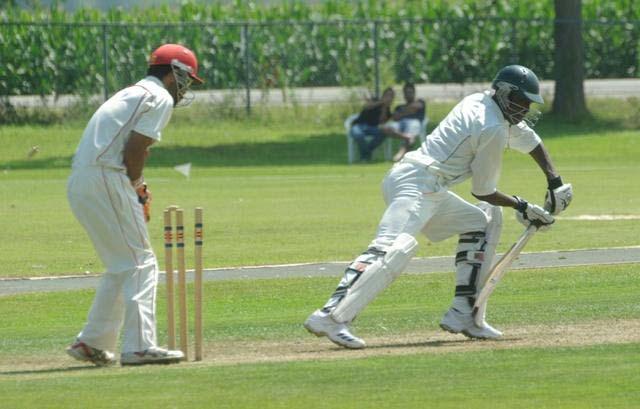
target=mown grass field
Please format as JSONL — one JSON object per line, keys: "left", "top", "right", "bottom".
{"left": 0, "top": 98, "right": 639, "bottom": 408}
{"left": 1, "top": 264, "right": 639, "bottom": 408}
{"left": 1, "top": 100, "right": 639, "bottom": 277}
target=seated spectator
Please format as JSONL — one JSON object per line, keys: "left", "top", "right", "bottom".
{"left": 350, "top": 87, "right": 414, "bottom": 162}
{"left": 383, "top": 82, "right": 427, "bottom": 162}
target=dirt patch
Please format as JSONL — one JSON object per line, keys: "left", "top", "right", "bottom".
{"left": 2, "top": 319, "right": 638, "bottom": 376}
{"left": 203, "top": 318, "right": 640, "bottom": 366}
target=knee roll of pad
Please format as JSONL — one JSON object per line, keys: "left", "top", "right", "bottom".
{"left": 331, "top": 233, "right": 418, "bottom": 323}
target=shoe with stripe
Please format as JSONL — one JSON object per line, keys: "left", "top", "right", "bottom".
{"left": 66, "top": 340, "right": 116, "bottom": 367}
{"left": 120, "top": 347, "right": 184, "bottom": 366}
{"left": 304, "top": 309, "right": 366, "bottom": 349}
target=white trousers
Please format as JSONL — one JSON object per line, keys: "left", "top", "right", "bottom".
{"left": 370, "top": 162, "right": 489, "bottom": 250}
{"left": 321, "top": 162, "right": 492, "bottom": 318}
{"left": 67, "top": 166, "right": 158, "bottom": 353}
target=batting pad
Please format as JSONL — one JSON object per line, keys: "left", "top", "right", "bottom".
{"left": 331, "top": 233, "right": 418, "bottom": 323}
{"left": 476, "top": 202, "right": 503, "bottom": 289}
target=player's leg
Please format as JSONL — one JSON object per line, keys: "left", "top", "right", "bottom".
{"left": 422, "top": 193, "right": 504, "bottom": 339}
{"left": 66, "top": 169, "right": 131, "bottom": 365}
{"left": 103, "top": 172, "right": 185, "bottom": 364}
{"left": 67, "top": 168, "right": 182, "bottom": 364}
{"left": 305, "top": 163, "right": 440, "bottom": 348}
{"left": 119, "top": 251, "right": 182, "bottom": 365}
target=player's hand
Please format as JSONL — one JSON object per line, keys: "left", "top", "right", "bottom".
{"left": 514, "top": 196, "right": 554, "bottom": 231}
{"left": 544, "top": 176, "right": 573, "bottom": 215}
{"left": 136, "top": 183, "right": 152, "bottom": 223}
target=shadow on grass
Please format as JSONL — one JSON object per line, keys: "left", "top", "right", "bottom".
{"left": 535, "top": 111, "right": 633, "bottom": 137}
{"left": 3, "top": 131, "right": 395, "bottom": 170}
{"left": 3, "top": 113, "right": 635, "bottom": 171}
{"left": 0, "top": 365, "right": 103, "bottom": 376}
{"left": 147, "top": 132, "right": 354, "bottom": 167}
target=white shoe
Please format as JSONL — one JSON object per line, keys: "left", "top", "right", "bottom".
{"left": 66, "top": 340, "right": 116, "bottom": 367}
{"left": 439, "top": 307, "right": 503, "bottom": 340}
{"left": 120, "top": 347, "right": 184, "bottom": 366}
{"left": 304, "top": 310, "right": 366, "bottom": 349}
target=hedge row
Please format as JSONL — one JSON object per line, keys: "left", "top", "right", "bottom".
{"left": 1, "top": 0, "right": 638, "bottom": 97}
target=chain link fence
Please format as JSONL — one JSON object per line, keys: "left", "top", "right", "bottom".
{"left": 1, "top": 18, "right": 638, "bottom": 112}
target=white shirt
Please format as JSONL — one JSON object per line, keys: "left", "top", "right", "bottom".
{"left": 72, "top": 76, "right": 174, "bottom": 171}
{"left": 403, "top": 91, "right": 541, "bottom": 196}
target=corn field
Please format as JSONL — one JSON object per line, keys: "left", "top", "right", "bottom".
{"left": 1, "top": 0, "right": 638, "bottom": 100}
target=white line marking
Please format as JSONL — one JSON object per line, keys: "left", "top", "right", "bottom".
{"left": 557, "top": 214, "right": 640, "bottom": 221}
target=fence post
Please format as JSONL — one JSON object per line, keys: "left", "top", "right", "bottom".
{"left": 373, "top": 20, "right": 380, "bottom": 98}
{"left": 510, "top": 18, "right": 518, "bottom": 64}
{"left": 242, "top": 24, "right": 251, "bottom": 115}
{"left": 102, "top": 23, "right": 109, "bottom": 102}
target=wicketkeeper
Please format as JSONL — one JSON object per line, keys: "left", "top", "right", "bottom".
{"left": 305, "top": 65, "right": 573, "bottom": 349}
{"left": 66, "top": 44, "right": 203, "bottom": 365}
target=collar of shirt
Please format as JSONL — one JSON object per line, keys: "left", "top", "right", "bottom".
{"left": 483, "top": 90, "right": 510, "bottom": 125}
{"left": 142, "top": 75, "right": 165, "bottom": 89}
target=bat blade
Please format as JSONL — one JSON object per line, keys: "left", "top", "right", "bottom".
{"left": 472, "top": 224, "right": 538, "bottom": 326}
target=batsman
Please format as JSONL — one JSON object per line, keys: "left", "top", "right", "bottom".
{"left": 305, "top": 65, "right": 573, "bottom": 349}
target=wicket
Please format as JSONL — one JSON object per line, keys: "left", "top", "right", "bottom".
{"left": 163, "top": 205, "right": 204, "bottom": 361}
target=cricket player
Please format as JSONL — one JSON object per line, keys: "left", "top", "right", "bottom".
{"left": 305, "top": 65, "right": 573, "bottom": 349}
{"left": 66, "top": 44, "right": 203, "bottom": 365}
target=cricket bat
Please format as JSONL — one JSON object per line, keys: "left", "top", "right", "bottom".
{"left": 472, "top": 223, "right": 539, "bottom": 326}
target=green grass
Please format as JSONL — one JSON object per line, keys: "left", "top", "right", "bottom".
{"left": 1, "top": 93, "right": 639, "bottom": 407}
{"left": 1, "top": 264, "right": 639, "bottom": 408}
{"left": 1, "top": 264, "right": 638, "bottom": 354}
{"left": 1, "top": 99, "right": 639, "bottom": 277}
{"left": 1, "top": 345, "right": 639, "bottom": 409}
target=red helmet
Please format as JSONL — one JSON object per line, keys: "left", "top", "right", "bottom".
{"left": 149, "top": 44, "right": 203, "bottom": 84}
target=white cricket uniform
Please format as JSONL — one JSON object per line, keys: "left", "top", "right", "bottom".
{"left": 369, "top": 90, "right": 541, "bottom": 250}
{"left": 67, "top": 76, "right": 173, "bottom": 353}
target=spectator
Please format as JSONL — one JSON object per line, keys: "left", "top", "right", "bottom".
{"left": 384, "top": 82, "right": 427, "bottom": 162}
{"left": 350, "top": 87, "right": 414, "bottom": 162}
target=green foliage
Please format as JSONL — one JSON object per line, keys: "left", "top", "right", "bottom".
{"left": 0, "top": 0, "right": 638, "bottom": 99}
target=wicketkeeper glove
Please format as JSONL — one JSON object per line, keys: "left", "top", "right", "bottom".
{"left": 544, "top": 176, "right": 573, "bottom": 215}
{"left": 514, "top": 196, "right": 554, "bottom": 231}
{"left": 136, "top": 183, "right": 152, "bottom": 223}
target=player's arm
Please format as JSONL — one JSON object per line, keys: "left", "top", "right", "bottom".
{"left": 470, "top": 128, "right": 553, "bottom": 228}
{"left": 124, "top": 131, "right": 154, "bottom": 185}
{"left": 529, "top": 142, "right": 573, "bottom": 214}
{"left": 529, "top": 142, "right": 558, "bottom": 180}
{"left": 472, "top": 142, "right": 562, "bottom": 209}
{"left": 473, "top": 191, "right": 554, "bottom": 230}
{"left": 124, "top": 131, "right": 155, "bottom": 221}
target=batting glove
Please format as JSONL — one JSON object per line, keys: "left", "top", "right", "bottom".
{"left": 136, "top": 183, "right": 152, "bottom": 223}
{"left": 514, "top": 196, "right": 554, "bottom": 231}
{"left": 544, "top": 176, "right": 573, "bottom": 215}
